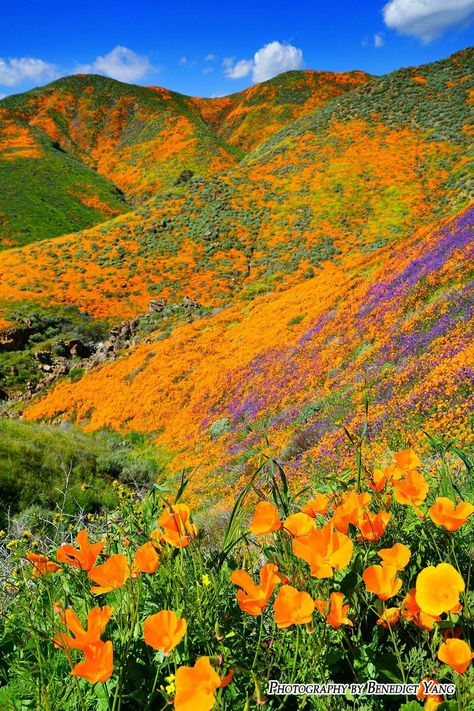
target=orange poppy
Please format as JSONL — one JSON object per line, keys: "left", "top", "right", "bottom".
{"left": 369, "top": 467, "right": 390, "bottom": 493}
{"left": 394, "top": 449, "right": 421, "bottom": 471}
{"left": 284, "top": 512, "right": 316, "bottom": 538}
{"left": 401, "top": 589, "right": 440, "bottom": 630}
{"left": 428, "top": 497, "right": 474, "bottom": 532}
{"left": 132, "top": 542, "right": 160, "bottom": 575}
{"left": 292, "top": 522, "right": 353, "bottom": 578}
{"left": 249, "top": 501, "right": 282, "bottom": 535}
{"left": 174, "top": 657, "right": 224, "bottom": 711}
{"left": 415, "top": 563, "right": 464, "bottom": 616}
{"left": 88, "top": 554, "right": 130, "bottom": 594}
{"left": 155, "top": 504, "right": 197, "bottom": 548}
{"left": 315, "top": 592, "right": 352, "bottom": 629}
{"left": 362, "top": 565, "right": 402, "bottom": 601}
{"left": 393, "top": 470, "right": 429, "bottom": 508}
{"left": 437, "top": 638, "right": 473, "bottom": 675}
{"left": 57, "top": 529, "right": 105, "bottom": 571}
{"left": 377, "top": 543, "right": 411, "bottom": 570}
{"left": 376, "top": 607, "right": 400, "bottom": 628}
{"left": 301, "top": 494, "right": 329, "bottom": 517}
{"left": 357, "top": 511, "right": 391, "bottom": 541}
{"left": 332, "top": 492, "right": 372, "bottom": 533}
{"left": 230, "top": 562, "right": 281, "bottom": 616}
{"left": 273, "top": 585, "right": 314, "bottom": 628}
{"left": 143, "top": 610, "right": 187, "bottom": 654}
{"left": 417, "top": 679, "right": 443, "bottom": 709}
{"left": 55, "top": 605, "right": 113, "bottom": 650}
{"left": 71, "top": 640, "right": 113, "bottom": 683}
{"left": 26, "top": 552, "right": 60, "bottom": 577}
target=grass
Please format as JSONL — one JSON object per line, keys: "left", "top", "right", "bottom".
{"left": 0, "top": 423, "right": 472, "bottom": 710}
{"left": 0, "top": 419, "right": 166, "bottom": 529}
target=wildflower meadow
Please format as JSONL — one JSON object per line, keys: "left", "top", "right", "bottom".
{"left": 1, "top": 427, "right": 473, "bottom": 710}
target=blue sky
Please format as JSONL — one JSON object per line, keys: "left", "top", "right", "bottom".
{"left": 1, "top": 0, "right": 473, "bottom": 98}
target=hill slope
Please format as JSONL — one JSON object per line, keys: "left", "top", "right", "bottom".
{"left": 0, "top": 49, "right": 471, "bottom": 319}
{"left": 0, "top": 48, "right": 472, "bottom": 504}
{"left": 0, "top": 106, "right": 128, "bottom": 248}
{"left": 191, "top": 69, "right": 372, "bottom": 151}
{"left": 22, "top": 205, "right": 474, "bottom": 505}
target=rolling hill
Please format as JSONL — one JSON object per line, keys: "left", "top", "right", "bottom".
{"left": 0, "top": 47, "right": 472, "bottom": 506}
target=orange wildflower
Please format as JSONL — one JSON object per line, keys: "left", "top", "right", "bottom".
{"left": 376, "top": 607, "right": 400, "bottom": 628}
{"left": 332, "top": 492, "right": 371, "bottom": 533}
{"left": 437, "top": 638, "right": 473, "bottom": 675}
{"left": 230, "top": 562, "right": 281, "bottom": 616}
{"left": 362, "top": 565, "right": 402, "bottom": 601}
{"left": 401, "top": 589, "right": 440, "bottom": 630}
{"left": 88, "top": 554, "right": 130, "bottom": 594}
{"left": 71, "top": 640, "right": 113, "bottom": 683}
{"left": 415, "top": 563, "right": 464, "bottom": 616}
{"left": 377, "top": 543, "right": 411, "bottom": 570}
{"left": 393, "top": 470, "right": 429, "bottom": 508}
{"left": 284, "top": 512, "right": 316, "bottom": 537}
{"left": 428, "top": 497, "right": 474, "bottom": 532}
{"left": 143, "top": 610, "right": 187, "bottom": 654}
{"left": 249, "top": 501, "right": 282, "bottom": 535}
{"left": 357, "top": 511, "right": 391, "bottom": 541}
{"left": 417, "top": 679, "right": 443, "bottom": 709}
{"left": 301, "top": 494, "right": 329, "bottom": 517}
{"left": 315, "top": 592, "right": 353, "bottom": 629}
{"left": 155, "top": 504, "right": 197, "bottom": 548}
{"left": 26, "top": 552, "right": 60, "bottom": 577}
{"left": 369, "top": 467, "right": 385, "bottom": 493}
{"left": 292, "top": 522, "right": 353, "bottom": 578}
{"left": 174, "top": 656, "right": 224, "bottom": 711}
{"left": 55, "top": 605, "right": 112, "bottom": 650}
{"left": 394, "top": 449, "right": 421, "bottom": 471}
{"left": 56, "top": 529, "right": 105, "bottom": 571}
{"left": 273, "top": 585, "right": 315, "bottom": 628}
{"left": 132, "top": 541, "right": 160, "bottom": 575}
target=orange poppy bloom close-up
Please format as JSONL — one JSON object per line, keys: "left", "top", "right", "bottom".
{"left": 88, "top": 554, "right": 130, "bottom": 594}
{"left": 143, "top": 609, "right": 187, "bottom": 654}
{"left": 292, "top": 522, "right": 353, "bottom": 578}
{"left": 54, "top": 605, "right": 113, "bottom": 650}
{"left": 415, "top": 563, "right": 464, "bottom": 616}
{"left": 174, "top": 656, "right": 223, "bottom": 711}
{"left": 230, "top": 562, "right": 281, "bottom": 616}
{"left": 71, "top": 640, "right": 114, "bottom": 684}
{"left": 362, "top": 564, "right": 402, "bottom": 601}
{"left": 437, "top": 638, "right": 473, "bottom": 675}
{"left": 155, "top": 504, "right": 197, "bottom": 548}
{"left": 249, "top": 501, "right": 282, "bottom": 535}
{"left": 273, "top": 584, "right": 315, "bottom": 628}
{"left": 56, "top": 529, "right": 105, "bottom": 571}
{"left": 428, "top": 497, "right": 474, "bottom": 532}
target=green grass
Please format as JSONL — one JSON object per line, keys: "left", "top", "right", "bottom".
{"left": 0, "top": 127, "right": 127, "bottom": 248}
{"left": 0, "top": 419, "right": 166, "bottom": 528}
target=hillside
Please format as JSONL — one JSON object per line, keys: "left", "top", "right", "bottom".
{"left": 0, "top": 47, "right": 472, "bottom": 504}
{"left": 0, "top": 106, "right": 128, "bottom": 248}
{"left": 191, "top": 69, "right": 372, "bottom": 151}
{"left": 22, "top": 204, "right": 474, "bottom": 506}
{"left": 0, "top": 49, "right": 471, "bottom": 320}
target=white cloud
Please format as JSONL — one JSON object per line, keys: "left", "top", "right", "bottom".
{"left": 383, "top": 0, "right": 474, "bottom": 42}
{"left": 205, "top": 54, "right": 216, "bottom": 62}
{"left": 225, "top": 58, "right": 254, "bottom": 79}
{"left": 202, "top": 66, "right": 214, "bottom": 75}
{"left": 77, "top": 46, "right": 154, "bottom": 83}
{"left": 0, "top": 93, "right": 6, "bottom": 100}
{"left": 374, "top": 32, "right": 385, "bottom": 47}
{"left": 179, "top": 56, "right": 188, "bottom": 65}
{"left": 224, "top": 41, "right": 304, "bottom": 83}
{"left": 0, "top": 57, "right": 57, "bottom": 86}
